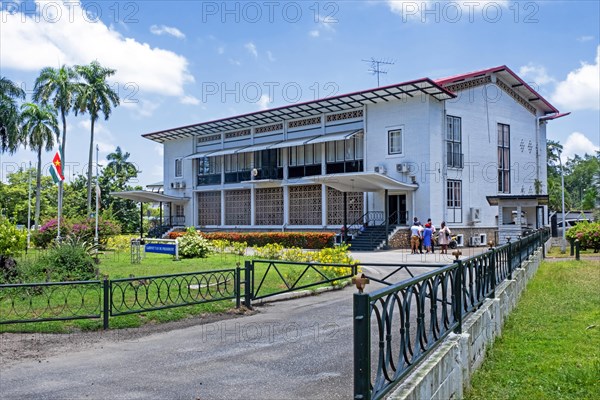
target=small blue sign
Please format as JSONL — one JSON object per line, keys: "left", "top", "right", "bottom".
{"left": 145, "top": 243, "right": 177, "bottom": 255}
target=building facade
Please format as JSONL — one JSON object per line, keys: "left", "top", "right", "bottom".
{"left": 143, "top": 66, "right": 566, "bottom": 244}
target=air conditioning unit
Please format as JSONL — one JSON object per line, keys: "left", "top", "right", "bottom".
{"left": 455, "top": 234, "right": 464, "bottom": 247}
{"left": 470, "top": 236, "right": 481, "bottom": 246}
{"left": 170, "top": 182, "right": 176, "bottom": 189}
{"left": 252, "top": 168, "right": 259, "bottom": 177}
{"left": 374, "top": 165, "right": 386, "bottom": 174}
{"left": 180, "top": 181, "right": 186, "bottom": 189}
{"left": 175, "top": 182, "right": 181, "bottom": 189}
{"left": 470, "top": 207, "right": 481, "bottom": 222}
{"left": 396, "top": 163, "right": 410, "bottom": 173}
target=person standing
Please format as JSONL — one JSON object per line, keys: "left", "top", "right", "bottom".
{"left": 427, "top": 218, "right": 436, "bottom": 253}
{"left": 438, "top": 221, "right": 451, "bottom": 254}
{"left": 423, "top": 223, "right": 433, "bottom": 253}
{"left": 410, "top": 221, "right": 420, "bottom": 254}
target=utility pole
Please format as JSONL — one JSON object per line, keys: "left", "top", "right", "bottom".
{"left": 559, "top": 150, "right": 566, "bottom": 253}
{"left": 94, "top": 144, "right": 99, "bottom": 249}
{"left": 362, "top": 58, "right": 395, "bottom": 86}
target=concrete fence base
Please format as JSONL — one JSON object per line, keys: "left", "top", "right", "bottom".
{"left": 388, "top": 242, "right": 548, "bottom": 400}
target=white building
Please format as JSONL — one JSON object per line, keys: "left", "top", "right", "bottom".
{"left": 140, "top": 66, "right": 567, "bottom": 248}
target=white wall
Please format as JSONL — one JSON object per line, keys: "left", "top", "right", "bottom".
{"left": 444, "top": 76, "right": 543, "bottom": 228}
{"left": 163, "top": 138, "right": 195, "bottom": 225}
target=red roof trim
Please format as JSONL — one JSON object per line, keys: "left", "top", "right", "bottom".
{"left": 540, "top": 112, "right": 571, "bottom": 121}
{"left": 435, "top": 65, "right": 559, "bottom": 114}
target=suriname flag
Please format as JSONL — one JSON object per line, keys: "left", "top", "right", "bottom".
{"left": 49, "top": 150, "right": 65, "bottom": 184}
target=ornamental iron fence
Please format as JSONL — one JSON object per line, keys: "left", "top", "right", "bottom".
{"left": 353, "top": 227, "right": 550, "bottom": 400}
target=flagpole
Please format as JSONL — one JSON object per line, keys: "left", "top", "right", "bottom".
{"left": 57, "top": 141, "right": 62, "bottom": 242}
{"left": 95, "top": 144, "right": 99, "bottom": 248}
{"left": 27, "top": 161, "right": 32, "bottom": 252}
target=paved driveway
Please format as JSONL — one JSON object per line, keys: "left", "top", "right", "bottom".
{"left": 0, "top": 250, "right": 480, "bottom": 400}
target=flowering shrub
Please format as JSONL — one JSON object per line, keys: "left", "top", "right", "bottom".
{"left": 254, "top": 243, "right": 284, "bottom": 260}
{"left": 168, "top": 231, "right": 335, "bottom": 249}
{"left": 0, "top": 216, "right": 27, "bottom": 258}
{"left": 106, "top": 235, "right": 138, "bottom": 252}
{"left": 312, "top": 244, "right": 356, "bottom": 280}
{"left": 178, "top": 227, "right": 212, "bottom": 259}
{"left": 211, "top": 239, "right": 231, "bottom": 254}
{"left": 32, "top": 217, "right": 121, "bottom": 249}
{"left": 30, "top": 237, "right": 98, "bottom": 281}
{"left": 281, "top": 247, "right": 312, "bottom": 263}
{"left": 566, "top": 221, "right": 600, "bottom": 252}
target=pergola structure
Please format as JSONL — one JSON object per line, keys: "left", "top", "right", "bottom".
{"left": 111, "top": 190, "right": 189, "bottom": 238}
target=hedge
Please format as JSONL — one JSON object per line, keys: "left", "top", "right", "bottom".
{"left": 566, "top": 220, "right": 600, "bottom": 252}
{"left": 168, "top": 231, "right": 335, "bottom": 249}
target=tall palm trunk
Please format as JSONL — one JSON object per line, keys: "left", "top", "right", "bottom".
{"left": 35, "top": 147, "right": 42, "bottom": 230}
{"left": 86, "top": 117, "right": 95, "bottom": 215}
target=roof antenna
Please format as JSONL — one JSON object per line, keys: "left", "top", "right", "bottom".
{"left": 362, "top": 58, "right": 395, "bottom": 87}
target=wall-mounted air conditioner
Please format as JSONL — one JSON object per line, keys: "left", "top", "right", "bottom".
{"left": 180, "top": 181, "right": 186, "bottom": 189}
{"left": 470, "top": 207, "right": 481, "bottom": 222}
{"left": 470, "top": 236, "right": 481, "bottom": 246}
{"left": 374, "top": 165, "right": 386, "bottom": 174}
{"left": 455, "top": 234, "right": 464, "bottom": 247}
{"left": 170, "top": 182, "right": 176, "bottom": 189}
{"left": 396, "top": 163, "right": 410, "bottom": 173}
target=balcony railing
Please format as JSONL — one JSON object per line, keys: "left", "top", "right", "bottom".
{"left": 197, "top": 174, "right": 221, "bottom": 186}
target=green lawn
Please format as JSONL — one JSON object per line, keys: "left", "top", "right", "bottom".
{"left": 1, "top": 250, "right": 351, "bottom": 333}
{"left": 546, "top": 245, "right": 597, "bottom": 258}
{"left": 465, "top": 259, "right": 600, "bottom": 400}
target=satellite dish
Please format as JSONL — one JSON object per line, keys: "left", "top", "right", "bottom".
{"left": 252, "top": 168, "right": 259, "bottom": 177}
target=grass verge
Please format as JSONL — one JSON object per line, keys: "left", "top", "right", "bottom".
{"left": 465, "top": 259, "right": 599, "bottom": 400}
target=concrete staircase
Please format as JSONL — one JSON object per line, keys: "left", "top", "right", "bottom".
{"left": 350, "top": 225, "right": 397, "bottom": 251}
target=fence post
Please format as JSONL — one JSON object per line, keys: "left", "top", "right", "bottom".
{"left": 244, "top": 260, "right": 252, "bottom": 310}
{"left": 507, "top": 237, "right": 513, "bottom": 280}
{"left": 488, "top": 247, "right": 496, "bottom": 299}
{"left": 575, "top": 239, "right": 580, "bottom": 261}
{"left": 570, "top": 238, "right": 574, "bottom": 256}
{"left": 453, "top": 260, "right": 463, "bottom": 334}
{"left": 235, "top": 265, "right": 241, "bottom": 309}
{"left": 353, "top": 292, "right": 371, "bottom": 400}
{"left": 103, "top": 277, "right": 110, "bottom": 330}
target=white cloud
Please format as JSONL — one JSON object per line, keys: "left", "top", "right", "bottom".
{"left": 267, "top": 51, "right": 276, "bottom": 62}
{"left": 551, "top": 45, "right": 600, "bottom": 111}
{"left": 309, "top": 30, "right": 320, "bottom": 38}
{"left": 154, "top": 144, "right": 164, "bottom": 157}
{"left": 77, "top": 120, "right": 115, "bottom": 156}
{"left": 309, "top": 13, "right": 337, "bottom": 38}
{"left": 518, "top": 63, "right": 555, "bottom": 86}
{"left": 257, "top": 94, "right": 271, "bottom": 110}
{"left": 121, "top": 99, "right": 161, "bottom": 118}
{"left": 562, "top": 132, "right": 600, "bottom": 162}
{"left": 245, "top": 42, "right": 258, "bottom": 58}
{"left": 180, "top": 95, "right": 200, "bottom": 105}
{"left": 229, "top": 58, "right": 242, "bottom": 66}
{"left": 217, "top": 46, "right": 225, "bottom": 55}
{"left": 0, "top": 1, "right": 194, "bottom": 98}
{"left": 150, "top": 24, "right": 185, "bottom": 39}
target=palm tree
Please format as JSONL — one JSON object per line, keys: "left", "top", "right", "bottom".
{"left": 20, "top": 103, "right": 59, "bottom": 229}
{"left": 33, "top": 66, "right": 78, "bottom": 167}
{"left": 0, "top": 77, "right": 26, "bottom": 153}
{"left": 33, "top": 66, "right": 79, "bottom": 228}
{"left": 75, "top": 61, "right": 120, "bottom": 215}
{"left": 106, "top": 146, "right": 138, "bottom": 186}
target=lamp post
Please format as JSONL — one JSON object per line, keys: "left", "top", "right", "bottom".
{"left": 559, "top": 150, "right": 566, "bottom": 253}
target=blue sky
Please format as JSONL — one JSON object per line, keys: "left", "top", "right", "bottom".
{"left": 1, "top": 0, "right": 599, "bottom": 186}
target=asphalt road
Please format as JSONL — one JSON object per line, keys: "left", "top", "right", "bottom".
{"left": 0, "top": 251, "right": 462, "bottom": 400}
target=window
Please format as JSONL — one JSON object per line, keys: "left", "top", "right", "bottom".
{"left": 198, "top": 156, "right": 221, "bottom": 175}
{"left": 174, "top": 158, "right": 183, "bottom": 177}
{"left": 446, "top": 116, "right": 463, "bottom": 168}
{"left": 325, "top": 134, "right": 365, "bottom": 162}
{"left": 388, "top": 129, "right": 402, "bottom": 154}
{"left": 447, "top": 180, "right": 462, "bottom": 223}
{"left": 224, "top": 153, "right": 252, "bottom": 172}
{"left": 289, "top": 144, "right": 321, "bottom": 166}
{"left": 498, "top": 124, "right": 510, "bottom": 193}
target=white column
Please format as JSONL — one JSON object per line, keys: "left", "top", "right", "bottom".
{"left": 283, "top": 185, "right": 289, "bottom": 227}
{"left": 220, "top": 189, "right": 226, "bottom": 226}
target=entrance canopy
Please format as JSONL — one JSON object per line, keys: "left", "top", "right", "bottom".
{"left": 303, "top": 172, "right": 419, "bottom": 192}
{"left": 486, "top": 194, "right": 549, "bottom": 206}
{"left": 111, "top": 191, "right": 189, "bottom": 204}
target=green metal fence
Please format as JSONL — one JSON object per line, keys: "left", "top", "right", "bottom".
{"left": 354, "top": 228, "right": 550, "bottom": 400}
